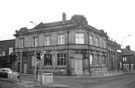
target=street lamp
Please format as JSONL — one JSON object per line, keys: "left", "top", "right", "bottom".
{"left": 30, "top": 21, "right": 37, "bottom": 26}
{"left": 121, "top": 35, "right": 131, "bottom": 49}
{"left": 19, "top": 51, "right": 22, "bottom": 82}
{"left": 121, "top": 35, "right": 131, "bottom": 71}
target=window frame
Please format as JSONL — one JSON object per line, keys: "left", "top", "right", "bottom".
{"left": 89, "top": 35, "right": 94, "bottom": 45}
{"left": 9, "top": 47, "right": 13, "bottom": 55}
{"left": 95, "top": 37, "right": 99, "bottom": 46}
{"left": 33, "top": 37, "right": 38, "bottom": 47}
{"left": 19, "top": 38, "right": 24, "bottom": 48}
{"left": 0, "top": 51, "right": 5, "bottom": 56}
{"left": 57, "top": 53, "right": 66, "bottom": 66}
{"left": 58, "top": 34, "right": 65, "bottom": 45}
{"left": 89, "top": 54, "right": 94, "bottom": 65}
{"left": 44, "top": 35, "right": 50, "bottom": 46}
{"left": 123, "top": 57, "right": 127, "bottom": 62}
{"left": 75, "top": 33, "right": 84, "bottom": 44}
{"left": 44, "top": 54, "right": 52, "bottom": 66}
{"left": 103, "top": 39, "right": 106, "bottom": 48}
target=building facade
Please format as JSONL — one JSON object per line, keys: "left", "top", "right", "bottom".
{"left": 14, "top": 13, "right": 120, "bottom": 75}
{"left": 107, "top": 39, "right": 121, "bottom": 71}
{"left": 0, "top": 39, "right": 15, "bottom": 69}
{"left": 122, "top": 46, "right": 135, "bottom": 71}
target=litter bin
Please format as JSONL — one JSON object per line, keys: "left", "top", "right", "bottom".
{"left": 42, "top": 73, "right": 53, "bottom": 85}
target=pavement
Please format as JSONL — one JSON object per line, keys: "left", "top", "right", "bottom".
{"left": 18, "top": 71, "right": 135, "bottom": 88}
{"left": 19, "top": 80, "right": 69, "bottom": 88}
{"left": 19, "top": 75, "right": 69, "bottom": 88}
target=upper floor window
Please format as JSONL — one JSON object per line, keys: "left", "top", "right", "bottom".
{"left": 95, "top": 37, "right": 99, "bottom": 46}
{"left": 9, "top": 47, "right": 13, "bottom": 55}
{"left": 0, "top": 47, "right": 5, "bottom": 56}
{"left": 123, "top": 57, "right": 127, "bottom": 62}
{"left": 103, "top": 39, "right": 106, "bottom": 48}
{"left": 89, "top": 35, "right": 94, "bottom": 45}
{"left": 0, "top": 51, "right": 5, "bottom": 56}
{"left": 58, "top": 34, "right": 65, "bottom": 45}
{"left": 33, "top": 37, "right": 38, "bottom": 47}
{"left": 44, "top": 36, "right": 50, "bottom": 46}
{"left": 19, "top": 38, "right": 24, "bottom": 48}
{"left": 75, "top": 33, "right": 84, "bottom": 44}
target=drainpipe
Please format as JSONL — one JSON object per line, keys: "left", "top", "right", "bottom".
{"left": 87, "top": 32, "right": 91, "bottom": 76}
{"left": 67, "top": 31, "right": 70, "bottom": 76}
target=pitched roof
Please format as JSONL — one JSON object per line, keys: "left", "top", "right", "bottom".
{"left": 15, "top": 14, "right": 108, "bottom": 37}
{"left": 122, "top": 49, "right": 135, "bottom": 56}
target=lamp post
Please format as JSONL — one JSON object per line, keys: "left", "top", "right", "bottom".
{"left": 19, "top": 51, "right": 22, "bottom": 82}
{"left": 121, "top": 35, "right": 131, "bottom": 71}
{"left": 30, "top": 21, "right": 37, "bottom": 26}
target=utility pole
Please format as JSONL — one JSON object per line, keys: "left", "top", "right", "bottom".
{"left": 40, "top": 51, "right": 44, "bottom": 85}
{"left": 19, "top": 51, "right": 22, "bottom": 82}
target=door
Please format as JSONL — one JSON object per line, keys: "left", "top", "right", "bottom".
{"left": 23, "top": 63, "right": 27, "bottom": 74}
{"left": 74, "top": 58, "right": 83, "bottom": 75}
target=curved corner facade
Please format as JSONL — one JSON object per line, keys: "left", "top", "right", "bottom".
{"left": 14, "top": 14, "right": 120, "bottom": 75}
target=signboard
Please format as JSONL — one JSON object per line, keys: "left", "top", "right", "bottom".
{"left": 74, "top": 54, "right": 83, "bottom": 59}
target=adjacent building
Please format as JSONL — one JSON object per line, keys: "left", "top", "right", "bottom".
{"left": 107, "top": 39, "right": 121, "bottom": 71}
{"left": 0, "top": 39, "right": 15, "bottom": 69}
{"left": 14, "top": 13, "right": 121, "bottom": 75}
{"left": 122, "top": 46, "right": 135, "bottom": 71}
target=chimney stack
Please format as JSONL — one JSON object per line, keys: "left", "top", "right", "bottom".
{"left": 126, "top": 45, "right": 130, "bottom": 50}
{"left": 62, "top": 12, "right": 66, "bottom": 24}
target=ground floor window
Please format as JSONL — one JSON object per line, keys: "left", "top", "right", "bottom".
{"left": 44, "top": 54, "right": 52, "bottom": 66}
{"left": 93, "top": 55, "right": 99, "bottom": 66}
{"left": 89, "top": 54, "right": 94, "bottom": 65}
{"left": 57, "top": 53, "right": 66, "bottom": 66}
{"left": 101, "top": 55, "right": 106, "bottom": 66}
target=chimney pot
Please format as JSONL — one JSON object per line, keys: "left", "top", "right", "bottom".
{"left": 62, "top": 12, "right": 66, "bottom": 24}
{"left": 126, "top": 45, "right": 130, "bottom": 50}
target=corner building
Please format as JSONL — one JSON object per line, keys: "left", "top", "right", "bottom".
{"left": 14, "top": 13, "right": 109, "bottom": 75}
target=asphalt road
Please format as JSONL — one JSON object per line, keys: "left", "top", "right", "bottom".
{"left": 0, "top": 78, "right": 20, "bottom": 88}
{"left": 18, "top": 72, "right": 135, "bottom": 88}
{"left": 53, "top": 73, "right": 135, "bottom": 88}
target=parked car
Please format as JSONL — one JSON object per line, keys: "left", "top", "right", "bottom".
{"left": 0, "top": 71, "right": 8, "bottom": 78}
{"left": 0, "top": 68, "right": 20, "bottom": 79}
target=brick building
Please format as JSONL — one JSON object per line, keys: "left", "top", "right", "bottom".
{"left": 14, "top": 13, "right": 120, "bottom": 75}
{"left": 122, "top": 46, "right": 135, "bottom": 71}
{"left": 0, "top": 39, "right": 15, "bottom": 69}
{"left": 107, "top": 39, "right": 121, "bottom": 71}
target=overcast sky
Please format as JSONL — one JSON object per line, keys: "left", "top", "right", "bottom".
{"left": 0, "top": 0, "right": 135, "bottom": 50}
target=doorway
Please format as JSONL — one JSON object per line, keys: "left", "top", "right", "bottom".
{"left": 74, "top": 58, "right": 83, "bottom": 75}
{"left": 23, "top": 63, "right": 27, "bottom": 74}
